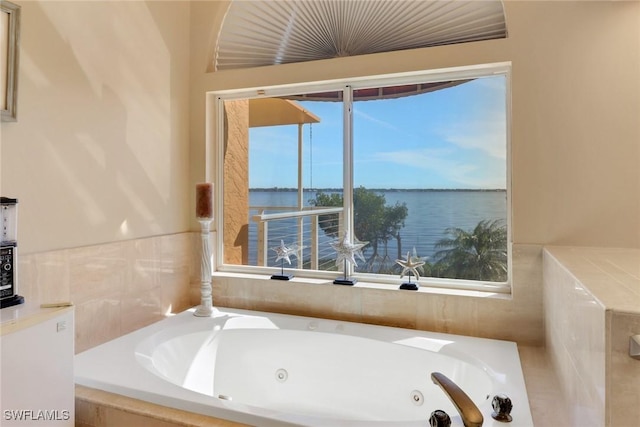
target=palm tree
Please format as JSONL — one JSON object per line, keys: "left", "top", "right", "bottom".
{"left": 433, "top": 219, "right": 507, "bottom": 282}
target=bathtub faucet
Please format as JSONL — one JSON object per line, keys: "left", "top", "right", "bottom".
{"left": 431, "top": 372, "right": 483, "bottom": 427}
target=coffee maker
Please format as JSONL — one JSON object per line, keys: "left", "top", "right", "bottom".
{"left": 1, "top": 197, "right": 24, "bottom": 308}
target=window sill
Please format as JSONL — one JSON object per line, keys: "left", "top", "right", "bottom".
{"left": 212, "top": 270, "right": 512, "bottom": 301}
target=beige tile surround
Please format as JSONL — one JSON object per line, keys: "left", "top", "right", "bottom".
{"left": 19, "top": 235, "right": 546, "bottom": 352}
{"left": 17, "top": 233, "right": 568, "bottom": 425}
{"left": 18, "top": 233, "right": 195, "bottom": 353}
{"left": 76, "top": 386, "right": 248, "bottom": 427}
{"left": 210, "top": 243, "right": 545, "bottom": 346}
{"left": 14, "top": 240, "right": 631, "bottom": 424}
{"left": 543, "top": 247, "right": 640, "bottom": 427}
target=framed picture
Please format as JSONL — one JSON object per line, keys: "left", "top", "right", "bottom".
{"left": 1, "top": 1, "right": 20, "bottom": 122}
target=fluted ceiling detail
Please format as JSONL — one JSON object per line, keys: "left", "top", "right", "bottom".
{"left": 214, "top": 0, "right": 507, "bottom": 71}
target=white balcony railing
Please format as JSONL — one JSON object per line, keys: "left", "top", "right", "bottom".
{"left": 250, "top": 207, "right": 344, "bottom": 270}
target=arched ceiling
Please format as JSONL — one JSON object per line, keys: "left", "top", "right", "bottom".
{"left": 213, "top": 0, "right": 507, "bottom": 71}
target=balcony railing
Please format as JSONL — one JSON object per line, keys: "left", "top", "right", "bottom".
{"left": 250, "top": 206, "right": 344, "bottom": 270}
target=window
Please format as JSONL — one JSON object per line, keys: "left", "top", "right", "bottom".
{"left": 215, "top": 64, "right": 510, "bottom": 291}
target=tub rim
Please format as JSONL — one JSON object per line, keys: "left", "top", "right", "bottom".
{"left": 75, "top": 307, "right": 534, "bottom": 427}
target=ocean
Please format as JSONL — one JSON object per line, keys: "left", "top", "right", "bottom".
{"left": 248, "top": 189, "right": 507, "bottom": 268}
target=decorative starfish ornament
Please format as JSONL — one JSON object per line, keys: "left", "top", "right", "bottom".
{"left": 395, "top": 250, "right": 426, "bottom": 281}
{"left": 272, "top": 240, "right": 300, "bottom": 265}
{"left": 270, "top": 240, "right": 306, "bottom": 281}
{"left": 411, "top": 246, "right": 427, "bottom": 275}
{"left": 330, "top": 230, "right": 368, "bottom": 285}
{"left": 330, "top": 230, "right": 368, "bottom": 267}
{"left": 352, "top": 236, "right": 368, "bottom": 265}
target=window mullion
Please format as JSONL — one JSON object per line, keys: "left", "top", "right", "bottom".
{"left": 343, "top": 86, "right": 354, "bottom": 277}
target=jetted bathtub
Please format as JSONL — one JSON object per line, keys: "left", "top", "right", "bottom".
{"left": 74, "top": 307, "right": 534, "bottom": 427}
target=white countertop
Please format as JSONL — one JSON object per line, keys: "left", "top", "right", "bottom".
{"left": 1, "top": 300, "right": 74, "bottom": 336}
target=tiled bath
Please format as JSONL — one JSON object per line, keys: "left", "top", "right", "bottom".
{"left": 17, "top": 234, "right": 576, "bottom": 425}
{"left": 18, "top": 233, "right": 195, "bottom": 353}
{"left": 543, "top": 247, "right": 640, "bottom": 427}
{"left": 209, "top": 243, "right": 546, "bottom": 346}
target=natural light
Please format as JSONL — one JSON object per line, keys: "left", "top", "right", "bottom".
{"left": 215, "top": 63, "right": 511, "bottom": 293}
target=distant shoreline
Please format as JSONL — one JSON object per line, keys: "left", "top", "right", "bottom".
{"left": 250, "top": 188, "right": 506, "bottom": 193}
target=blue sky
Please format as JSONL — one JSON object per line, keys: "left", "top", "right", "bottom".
{"left": 249, "top": 75, "right": 506, "bottom": 189}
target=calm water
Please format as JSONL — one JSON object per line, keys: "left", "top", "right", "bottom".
{"left": 248, "top": 189, "right": 507, "bottom": 267}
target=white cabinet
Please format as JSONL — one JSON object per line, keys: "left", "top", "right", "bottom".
{"left": 0, "top": 305, "right": 74, "bottom": 426}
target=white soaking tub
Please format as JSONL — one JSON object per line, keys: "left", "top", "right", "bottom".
{"left": 74, "top": 307, "right": 534, "bottom": 427}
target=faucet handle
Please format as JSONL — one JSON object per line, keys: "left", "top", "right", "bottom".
{"left": 429, "top": 410, "right": 451, "bottom": 427}
{"left": 491, "top": 394, "right": 513, "bottom": 422}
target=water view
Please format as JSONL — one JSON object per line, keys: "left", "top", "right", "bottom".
{"left": 248, "top": 189, "right": 507, "bottom": 271}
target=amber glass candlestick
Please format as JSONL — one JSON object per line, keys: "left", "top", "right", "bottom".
{"left": 195, "top": 183, "right": 213, "bottom": 219}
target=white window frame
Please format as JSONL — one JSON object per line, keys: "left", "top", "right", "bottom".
{"left": 210, "top": 62, "right": 512, "bottom": 293}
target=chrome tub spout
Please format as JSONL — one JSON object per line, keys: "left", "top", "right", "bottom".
{"left": 431, "top": 372, "right": 484, "bottom": 427}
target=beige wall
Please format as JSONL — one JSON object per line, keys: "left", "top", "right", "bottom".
{"left": 1, "top": 1, "right": 191, "bottom": 254}
{"left": 508, "top": 1, "right": 640, "bottom": 249}
{"left": 0, "top": 1, "right": 194, "bottom": 353}
{"left": 191, "top": 0, "right": 640, "bottom": 250}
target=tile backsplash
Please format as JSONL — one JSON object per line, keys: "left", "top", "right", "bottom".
{"left": 16, "top": 233, "right": 640, "bottom": 426}
{"left": 543, "top": 246, "right": 640, "bottom": 427}
{"left": 18, "top": 233, "right": 195, "bottom": 353}
{"left": 17, "top": 235, "right": 546, "bottom": 352}
{"left": 210, "top": 243, "right": 545, "bottom": 346}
